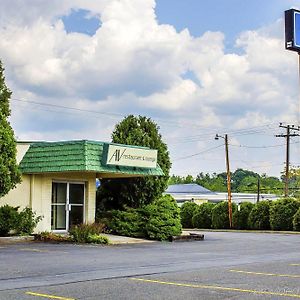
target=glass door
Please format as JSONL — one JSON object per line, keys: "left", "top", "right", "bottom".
{"left": 51, "top": 182, "right": 85, "bottom": 231}
{"left": 51, "top": 182, "right": 67, "bottom": 231}
{"left": 69, "top": 183, "right": 84, "bottom": 228}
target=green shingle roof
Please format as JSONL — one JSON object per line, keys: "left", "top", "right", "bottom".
{"left": 19, "top": 140, "right": 164, "bottom": 177}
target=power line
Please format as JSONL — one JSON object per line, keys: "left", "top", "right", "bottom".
{"left": 173, "top": 144, "right": 223, "bottom": 161}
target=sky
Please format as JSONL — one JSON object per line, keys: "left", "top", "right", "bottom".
{"left": 0, "top": 0, "right": 300, "bottom": 178}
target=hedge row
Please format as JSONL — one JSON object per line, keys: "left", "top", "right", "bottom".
{"left": 101, "top": 195, "right": 182, "bottom": 241}
{"left": 180, "top": 197, "right": 300, "bottom": 231}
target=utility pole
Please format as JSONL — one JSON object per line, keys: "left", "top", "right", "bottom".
{"left": 215, "top": 134, "right": 232, "bottom": 228}
{"left": 276, "top": 123, "right": 300, "bottom": 197}
{"left": 257, "top": 176, "right": 260, "bottom": 203}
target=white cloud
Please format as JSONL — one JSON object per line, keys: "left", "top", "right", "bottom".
{"left": 0, "top": 0, "right": 299, "bottom": 177}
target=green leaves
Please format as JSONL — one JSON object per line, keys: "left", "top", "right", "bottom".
{"left": 97, "top": 115, "right": 171, "bottom": 209}
{"left": 0, "top": 60, "right": 21, "bottom": 197}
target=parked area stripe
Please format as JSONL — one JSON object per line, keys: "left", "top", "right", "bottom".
{"left": 230, "top": 269, "right": 300, "bottom": 278}
{"left": 131, "top": 278, "right": 300, "bottom": 298}
{"left": 26, "top": 291, "right": 75, "bottom": 300}
{"left": 290, "top": 264, "right": 300, "bottom": 266}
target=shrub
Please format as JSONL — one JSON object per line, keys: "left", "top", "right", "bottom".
{"left": 192, "top": 203, "right": 215, "bottom": 229}
{"left": 270, "top": 198, "right": 300, "bottom": 231}
{"left": 86, "top": 234, "right": 109, "bottom": 244}
{"left": 34, "top": 232, "right": 72, "bottom": 242}
{"left": 180, "top": 202, "right": 198, "bottom": 228}
{"left": 0, "top": 205, "right": 19, "bottom": 236}
{"left": 108, "top": 208, "right": 146, "bottom": 238}
{"left": 232, "top": 202, "right": 254, "bottom": 230}
{"left": 293, "top": 208, "right": 300, "bottom": 231}
{"left": 211, "top": 201, "right": 237, "bottom": 229}
{"left": 248, "top": 201, "right": 271, "bottom": 230}
{"left": 69, "top": 223, "right": 106, "bottom": 243}
{"left": 145, "top": 195, "right": 182, "bottom": 240}
{"left": 15, "top": 207, "right": 43, "bottom": 235}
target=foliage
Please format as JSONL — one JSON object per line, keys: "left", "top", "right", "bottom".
{"left": 192, "top": 202, "right": 215, "bottom": 229}
{"left": 86, "top": 234, "right": 109, "bottom": 244}
{"left": 34, "top": 232, "right": 72, "bottom": 242}
{"left": 211, "top": 201, "right": 237, "bottom": 229}
{"left": 248, "top": 201, "right": 271, "bottom": 230}
{"left": 232, "top": 202, "right": 254, "bottom": 230}
{"left": 0, "top": 205, "right": 41, "bottom": 236}
{"left": 0, "top": 205, "right": 19, "bottom": 236}
{"left": 293, "top": 208, "right": 300, "bottom": 231}
{"left": 97, "top": 115, "right": 171, "bottom": 210}
{"left": 145, "top": 195, "right": 182, "bottom": 241}
{"left": 108, "top": 208, "right": 146, "bottom": 238}
{"left": 269, "top": 198, "right": 300, "bottom": 231}
{"left": 0, "top": 60, "right": 21, "bottom": 197}
{"left": 69, "top": 223, "right": 106, "bottom": 243}
{"left": 180, "top": 202, "right": 198, "bottom": 228}
{"left": 15, "top": 207, "right": 43, "bottom": 235}
{"left": 107, "top": 195, "right": 182, "bottom": 241}
{"left": 289, "top": 168, "right": 300, "bottom": 198}
{"left": 168, "top": 168, "right": 284, "bottom": 194}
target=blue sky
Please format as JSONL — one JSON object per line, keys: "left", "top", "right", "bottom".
{"left": 0, "top": 0, "right": 299, "bottom": 177}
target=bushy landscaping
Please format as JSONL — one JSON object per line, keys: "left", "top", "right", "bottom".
{"left": 212, "top": 201, "right": 237, "bottom": 229}
{"left": 192, "top": 202, "right": 215, "bottom": 229}
{"left": 35, "top": 223, "right": 109, "bottom": 244}
{"left": 180, "top": 197, "right": 300, "bottom": 232}
{"left": 103, "top": 195, "right": 182, "bottom": 241}
{"left": 0, "top": 205, "right": 42, "bottom": 236}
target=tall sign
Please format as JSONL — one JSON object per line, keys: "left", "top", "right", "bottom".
{"left": 105, "top": 144, "right": 158, "bottom": 169}
{"left": 285, "top": 9, "right": 300, "bottom": 52}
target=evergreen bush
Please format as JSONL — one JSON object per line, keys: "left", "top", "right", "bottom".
{"left": 270, "top": 198, "right": 300, "bottom": 231}
{"left": 211, "top": 201, "right": 237, "bottom": 229}
{"left": 0, "top": 205, "right": 19, "bottom": 236}
{"left": 232, "top": 202, "right": 254, "bottom": 230}
{"left": 248, "top": 200, "right": 271, "bottom": 230}
{"left": 145, "top": 195, "right": 182, "bottom": 240}
{"left": 192, "top": 202, "right": 215, "bottom": 229}
{"left": 180, "top": 202, "right": 198, "bottom": 228}
{"left": 108, "top": 208, "right": 146, "bottom": 238}
{"left": 293, "top": 207, "right": 300, "bottom": 231}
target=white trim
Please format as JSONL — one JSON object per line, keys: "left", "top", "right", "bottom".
{"left": 51, "top": 181, "right": 86, "bottom": 232}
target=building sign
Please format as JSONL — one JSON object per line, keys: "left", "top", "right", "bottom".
{"left": 105, "top": 144, "right": 158, "bottom": 169}
{"left": 285, "top": 9, "right": 300, "bottom": 52}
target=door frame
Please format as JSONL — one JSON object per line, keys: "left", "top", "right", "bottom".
{"left": 51, "top": 180, "right": 86, "bottom": 233}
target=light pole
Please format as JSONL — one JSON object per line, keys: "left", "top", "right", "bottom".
{"left": 215, "top": 134, "right": 233, "bottom": 228}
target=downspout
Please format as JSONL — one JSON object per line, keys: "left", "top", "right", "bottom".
{"left": 30, "top": 174, "right": 35, "bottom": 208}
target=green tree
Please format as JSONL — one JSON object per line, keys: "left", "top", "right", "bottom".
{"left": 0, "top": 60, "right": 21, "bottom": 197}
{"left": 97, "top": 115, "right": 171, "bottom": 209}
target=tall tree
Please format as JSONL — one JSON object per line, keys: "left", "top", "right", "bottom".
{"left": 0, "top": 60, "right": 21, "bottom": 197}
{"left": 97, "top": 115, "right": 171, "bottom": 209}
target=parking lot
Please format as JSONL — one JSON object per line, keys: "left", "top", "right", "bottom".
{"left": 1, "top": 231, "right": 300, "bottom": 299}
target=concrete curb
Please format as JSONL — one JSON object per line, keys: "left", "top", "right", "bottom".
{"left": 0, "top": 236, "right": 34, "bottom": 244}
{"left": 183, "top": 228, "right": 300, "bottom": 235}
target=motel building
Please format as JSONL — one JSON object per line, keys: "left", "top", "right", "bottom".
{"left": 0, "top": 140, "right": 162, "bottom": 233}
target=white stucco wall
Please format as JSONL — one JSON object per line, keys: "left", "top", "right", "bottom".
{"left": 0, "top": 172, "right": 97, "bottom": 233}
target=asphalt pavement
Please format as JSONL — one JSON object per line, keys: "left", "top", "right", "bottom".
{"left": 1, "top": 231, "right": 300, "bottom": 299}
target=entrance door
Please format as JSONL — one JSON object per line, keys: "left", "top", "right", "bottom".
{"left": 51, "top": 182, "right": 85, "bottom": 231}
